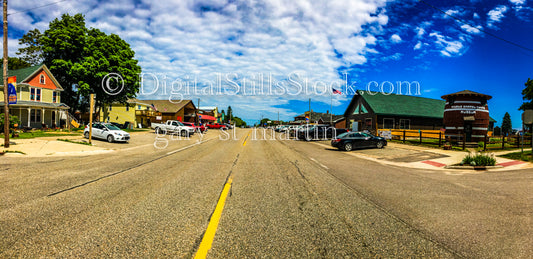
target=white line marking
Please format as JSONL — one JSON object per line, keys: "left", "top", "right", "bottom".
{"left": 309, "top": 157, "right": 329, "bottom": 170}
{"left": 166, "top": 138, "right": 213, "bottom": 155}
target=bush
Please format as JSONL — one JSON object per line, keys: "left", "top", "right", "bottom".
{"left": 0, "top": 114, "right": 20, "bottom": 132}
{"left": 462, "top": 152, "right": 496, "bottom": 166}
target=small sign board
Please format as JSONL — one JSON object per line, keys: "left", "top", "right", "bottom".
{"left": 7, "top": 76, "right": 16, "bottom": 104}
{"left": 380, "top": 130, "right": 392, "bottom": 140}
{"left": 522, "top": 110, "right": 533, "bottom": 124}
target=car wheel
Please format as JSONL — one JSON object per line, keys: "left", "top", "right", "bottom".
{"left": 376, "top": 141, "right": 385, "bottom": 149}
{"left": 344, "top": 142, "right": 353, "bottom": 151}
{"left": 84, "top": 132, "right": 89, "bottom": 139}
{"left": 156, "top": 127, "right": 163, "bottom": 134}
{"left": 180, "top": 130, "right": 187, "bottom": 137}
{"left": 107, "top": 135, "right": 114, "bottom": 143}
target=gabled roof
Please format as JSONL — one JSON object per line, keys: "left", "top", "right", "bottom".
{"left": 0, "top": 64, "right": 64, "bottom": 91}
{"left": 137, "top": 99, "right": 195, "bottom": 113}
{"left": 346, "top": 90, "right": 445, "bottom": 119}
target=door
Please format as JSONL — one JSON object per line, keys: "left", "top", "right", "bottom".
{"left": 92, "top": 124, "right": 103, "bottom": 138}
{"left": 464, "top": 122, "right": 472, "bottom": 142}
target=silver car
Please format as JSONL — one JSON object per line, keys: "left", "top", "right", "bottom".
{"left": 84, "top": 122, "right": 130, "bottom": 143}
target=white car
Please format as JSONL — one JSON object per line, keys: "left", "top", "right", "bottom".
{"left": 84, "top": 122, "right": 130, "bottom": 143}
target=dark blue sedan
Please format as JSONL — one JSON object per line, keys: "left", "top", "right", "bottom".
{"left": 331, "top": 132, "right": 387, "bottom": 151}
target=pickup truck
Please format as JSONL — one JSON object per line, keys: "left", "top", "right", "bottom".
{"left": 151, "top": 120, "right": 195, "bottom": 136}
{"left": 181, "top": 122, "right": 207, "bottom": 133}
{"left": 206, "top": 123, "right": 228, "bottom": 129}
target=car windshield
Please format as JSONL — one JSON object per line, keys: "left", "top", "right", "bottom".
{"left": 105, "top": 124, "right": 121, "bottom": 130}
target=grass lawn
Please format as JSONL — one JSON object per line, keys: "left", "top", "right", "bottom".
{"left": 1, "top": 130, "right": 82, "bottom": 139}
{"left": 499, "top": 150, "right": 533, "bottom": 162}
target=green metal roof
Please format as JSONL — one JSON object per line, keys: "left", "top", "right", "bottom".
{"left": 359, "top": 90, "right": 445, "bottom": 119}
{"left": 356, "top": 90, "right": 497, "bottom": 122}
{"left": 0, "top": 64, "right": 42, "bottom": 83}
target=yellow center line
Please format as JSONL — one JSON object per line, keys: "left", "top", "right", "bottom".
{"left": 243, "top": 132, "right": 251, "bottom": 146}
{"left": 194, "top": 176, "right": 234, "bottom": 259}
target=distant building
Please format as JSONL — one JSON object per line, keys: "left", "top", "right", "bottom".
{"left": 198, "top": 106, "right": 219, "bottom": 123}
{"left": 0, "top": 64, "right": 70, "bottom": 129}
{"left": 343, "top": 90, "right": 495, "bottom": 133}
{"left": 101, "top": 99, "right": 196, "bottom": 128}
{"left": 293, "top": 111, "right": 343, "bottom": 125}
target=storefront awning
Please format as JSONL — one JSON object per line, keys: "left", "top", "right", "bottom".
{"left": 199, "top": 114, "right": 216, "bottom": 121}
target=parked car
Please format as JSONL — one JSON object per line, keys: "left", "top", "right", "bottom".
{"left": 151, "top": 120, "right": 195, "bottom": 136}
{"left": 181, "top": 122, "right": 207, "bottom": 133}
{"left": 84, "top": 122, "right": 130, "bottom": 143}
{"left": 110, "top": 122, "right": 124, "bottom": 129}
{"left": 206, "top": 123, "right": 228, "bottom": 129}
{"left": 331, "top": 131, "right": 387, "bottom": 151}
{"left": 224, "top": 123, "right": 234, "bottom": 129}
{"left": 297, "top": 125, "right": 349, "bottom": 141}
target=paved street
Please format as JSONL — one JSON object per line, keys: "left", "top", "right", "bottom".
{"left": 1, "top": 128, "right": 532, "bottom": 258}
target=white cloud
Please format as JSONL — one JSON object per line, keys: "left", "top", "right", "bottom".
{"left": 6, "top": 0, "right": 389, "bottom": 121}
{"left": 414, "top": 41, "right": 422, "bottom": 50}
{"left": 461, "top": 24, "right": 483, "bottom": 34}
{"left": 390, "top": 34, "right": 402, "bottom": 43}
{"left": 429, "top": 32, "right": 466, "bottom": 57}
{"left": 487, "top": 5, "right": 509, "bottom": 29}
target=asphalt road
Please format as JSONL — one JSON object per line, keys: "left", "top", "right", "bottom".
{"left": 0, "top": 129, "right": 531, "bottom": 258}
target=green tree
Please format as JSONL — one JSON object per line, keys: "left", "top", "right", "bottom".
{"left": 232, "top": 116, "right": 247, "bottom": 127}
{"left": 21, "top": 13, "right": 141, "bottom": 115}
{"left": 226, "top": 106, "right": 233, "bottom": 123}
{"left": 520, "top": 78, "right": 533, "bottom": 111}
{"left": 3, "top": 57, "right": 31, "bottom": 70}
{"left": 501, "top": 112, "right": 512, "bottom": 136}
{"left": 16, "top": 28, "right": 43, "bottom": 65}
{"left": 0, "top": 114, "right": 20, "bottom": 133}
{"left": 260, "top": 118, "right": 271, "bottom": 126}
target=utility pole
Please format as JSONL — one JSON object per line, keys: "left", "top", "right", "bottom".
{"left": 88, "top": 94, "right": 94, "bottom": 144}
{"left": 197, "top": 98, "right": 200, "bottom": 125}
{"left": 3, "top": 0, "right": 9, "bottom": 148}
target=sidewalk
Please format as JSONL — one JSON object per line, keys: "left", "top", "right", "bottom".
{"left": 312, "top": 141, "right": 532, "bottom": 172}
{"left": 385, "top": 142, "right": 533, "bottom": 171}
{"left": 1, "top": 137, "right": 112, "bottom": 157}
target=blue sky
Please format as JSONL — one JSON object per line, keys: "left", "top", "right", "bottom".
{"left": 4, "top": 0, "right": 533, "bottom": 127}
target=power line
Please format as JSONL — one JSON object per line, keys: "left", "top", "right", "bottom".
{"left": 7, "top": 0, "right": 71, "bottom": 16}
{"left": 418, "top": 0, "right": 533, "bottom": 53}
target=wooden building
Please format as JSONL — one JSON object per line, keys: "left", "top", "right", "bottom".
{"left": 344, "top": 91, "right": 445, "bottom": 133}
{"left": 442, "top": 90, "right": 492, "bottom": 142}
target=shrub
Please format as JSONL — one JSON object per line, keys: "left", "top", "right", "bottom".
{"left": 462, "top": 152, "right": 496, "bottom": 166}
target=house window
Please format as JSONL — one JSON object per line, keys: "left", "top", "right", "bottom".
{"left": 400, "top": 119, "right": 410, "bottom": 129}
{"left": 31, "top": 88, "right": 41, "bottom": 101}
{"left": 40, "top": 74, "right": 45, "bottom": 84}
{"left": 109, "top": 106, "right": 112, "bottom": 111}
{"left": 383, "top": 118, "right": 394, "bottom": 129}
{"left": 53, "top": 92, "right": 57, "bottom": 103}
{"left": 30, "top": 110, "right": 41, "bottom": 122}
{"left": 138, "top": 105, "right": 141, "bottom": 110}
{"left": 126, "top": 106, "right": 129, "bottom": 111}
